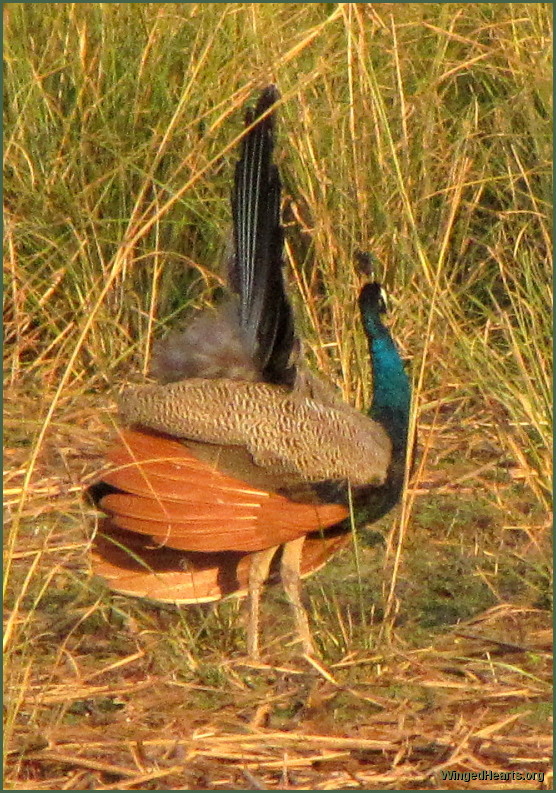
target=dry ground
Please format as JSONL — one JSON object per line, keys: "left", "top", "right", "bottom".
{"left": 4, "top": 387, "right": 551, "bottom": 790}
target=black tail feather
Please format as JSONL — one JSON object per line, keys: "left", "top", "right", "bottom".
{"left": 230, "top": 86, "right": 297, "bottom": 387}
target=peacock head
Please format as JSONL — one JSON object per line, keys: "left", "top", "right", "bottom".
{"left": 358, "top": 281, "right": 389, "bottom": 337}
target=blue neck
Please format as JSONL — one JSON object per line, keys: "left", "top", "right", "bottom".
{"left": 312, "top": 295, "right": 411, "bottom": 523}
{"left": 364, "top": 316, "right": 410, "bottom": 456}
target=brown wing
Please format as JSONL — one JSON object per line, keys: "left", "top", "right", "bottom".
{"left": 91, "top": 520, "right": 351, "bottom": 604}
{"left": 97, "top": 429, "right": 349, "bottom": 553}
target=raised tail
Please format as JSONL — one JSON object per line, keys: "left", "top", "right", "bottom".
{"left": 230, "top": 85, "right": 298, "bottom": 386}
{"left": 151, "top": 86, "right": 298, "bottom": 387}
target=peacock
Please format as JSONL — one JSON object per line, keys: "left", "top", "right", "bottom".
{"left": 91, "top": 86, "right": 411, "bottom": 658}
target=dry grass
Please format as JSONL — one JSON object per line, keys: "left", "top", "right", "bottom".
{"left": 4, "top": 3, "right": 552, "bottom": 789}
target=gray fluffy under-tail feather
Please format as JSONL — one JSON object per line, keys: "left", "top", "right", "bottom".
{"left": 150, "top": 303, "right": 260, "bottom": 384}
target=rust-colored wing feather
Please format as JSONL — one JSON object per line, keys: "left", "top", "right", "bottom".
{"left": 92, "top": 521, "right": 351, "bottom": 604}
{"left": 97, "top": 429, "right": 348, "bottom": 553}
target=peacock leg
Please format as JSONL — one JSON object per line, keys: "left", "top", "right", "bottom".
{"left": 247, "top": 545, "right": 280, "bottom": 659}
{"left": 280, "top": 536, "right": 314, "bottom": 656}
